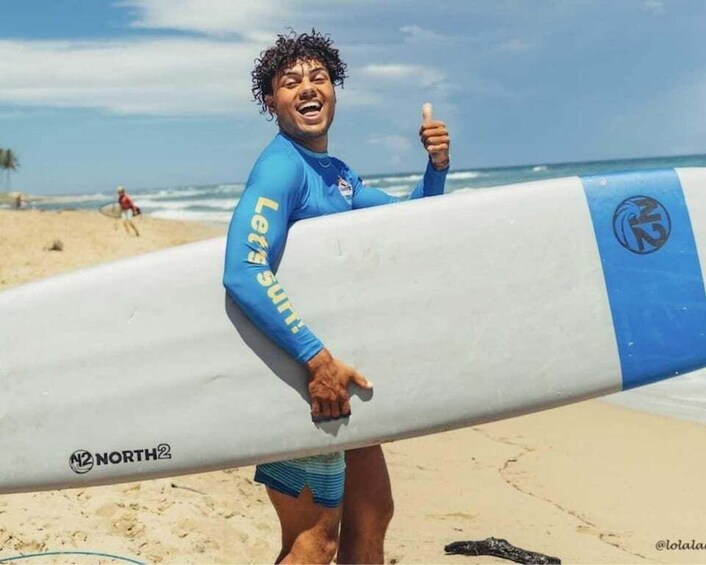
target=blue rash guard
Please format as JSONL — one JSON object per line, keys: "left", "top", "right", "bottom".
{"left": 223, "top": 132, "right": 447, "bottom": 364}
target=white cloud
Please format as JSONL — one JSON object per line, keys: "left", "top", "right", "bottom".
{"left": 117, "top": 0, "right": 365, "bottom": 38}
{"left": 0, "top": 38, "right": 258, "bottom": 115}
{"left": 0, "top": 36, "right": 401, "bottom": 117}
{"left": 360, "top": 64, "right": 445, "bottom": 88}
{"left": 0, "top": 38, "right": 409, "bottom": 117}
{"left": 0, "top": 3, "right": 454, "bottom": 118}
{"left": 399, "top": 25, "right": 453, "bottom": 45}
{"left": 0, "top": 0, "right": 392, "bottom": 117}
{"left": 642, "top": 0, "right": 665, "bottom": 15}
{"left": 117, "top": 0, "right": 291, "bottom": 38}
{"left": 358, "top": 62, "right": 504, "bottom": 102}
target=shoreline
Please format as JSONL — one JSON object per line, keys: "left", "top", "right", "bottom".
{"left": 0, "top": 208, "right": 704, "bottom": 564}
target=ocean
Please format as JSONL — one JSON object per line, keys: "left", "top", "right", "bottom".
{"left": 10, "top": 152, "right": 706, "bottom": 426}
{"left": 17, "top": 152, "right": 706, "bottom": 224}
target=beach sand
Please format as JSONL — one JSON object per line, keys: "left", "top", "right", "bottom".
{"left": 1, "top": 209, "right": 704, "bottom": 564}
{"left": 0, "top": 210, "right": 225, "bottom": 291}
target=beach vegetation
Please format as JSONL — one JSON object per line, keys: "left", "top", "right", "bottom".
{"left": 0, "top": 148, "right": 20, "bottom": 191}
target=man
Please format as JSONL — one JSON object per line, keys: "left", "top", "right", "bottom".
{"left": 117, "top": 185, "right": 140, "bottom": 236}
{"left": 223, "top": 30, "right": 450, "bottom": 563}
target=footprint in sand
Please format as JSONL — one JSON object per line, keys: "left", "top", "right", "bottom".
{"left": 111, "top": 513, "right": 145, "bottom": 538}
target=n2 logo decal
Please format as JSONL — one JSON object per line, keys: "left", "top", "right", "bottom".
{"left": 69, "top": 443, "right": 172, "bottom": 475}
{"left": 613, "top": 195, "right": 671, "bottom": 254}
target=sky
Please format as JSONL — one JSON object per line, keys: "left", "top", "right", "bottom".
{"left": 2, "top": 0, "right": 706, "bottom": 195}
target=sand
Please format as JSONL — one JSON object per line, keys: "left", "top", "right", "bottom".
{"left": 0, "top": 210, "right": 224, "bottom": 290}
{"left": 1, "top": 209, "right": 705, "bottom": 564}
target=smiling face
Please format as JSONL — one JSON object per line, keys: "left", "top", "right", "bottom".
{"left": 266, "top": 59, "right": 336, "bottom": 153}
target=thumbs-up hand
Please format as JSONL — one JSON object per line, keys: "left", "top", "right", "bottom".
{"left": 419, "top": 103, "right": 450, "bottom": 170}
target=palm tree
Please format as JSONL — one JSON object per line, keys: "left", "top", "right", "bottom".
{"left": 0, "top": 148, "right": 5, "bottom": 192}
{"left": 1, "top": 148, "right": 20, "bottom": 191}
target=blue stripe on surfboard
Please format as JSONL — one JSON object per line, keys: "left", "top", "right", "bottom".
{"left": 581, "top": 169, "right": 706, "bottom": 389}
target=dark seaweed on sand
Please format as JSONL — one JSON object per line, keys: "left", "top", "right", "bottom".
{"left": 445, "top": 537, "right": 561, "bottom": 564}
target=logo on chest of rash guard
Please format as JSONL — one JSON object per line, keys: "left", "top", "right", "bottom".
{"left": 337, "top": 177, "right": 353, "bottom": 202}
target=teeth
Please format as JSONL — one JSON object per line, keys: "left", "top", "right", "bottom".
{"left": 299, "top": 102, "right": 321, "bottom": 113}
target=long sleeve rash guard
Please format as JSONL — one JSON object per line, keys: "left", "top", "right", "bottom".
{"left": 223, "top": 132, "right": 447, "bottom": 364}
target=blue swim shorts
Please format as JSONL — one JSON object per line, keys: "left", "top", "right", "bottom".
{"left": 254, "top": 452, "right": 346, "bottom": 508}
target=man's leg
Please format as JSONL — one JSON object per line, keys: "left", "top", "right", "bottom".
{"left": 267, "top": 486, "right": 342, "bottom": 564}
{"left": 337, "top": 445, "right": 394, "bottom": 564}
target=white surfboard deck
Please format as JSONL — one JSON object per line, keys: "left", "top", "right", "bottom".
{"left": 1, "top": 168, "right": 704, "bottom": 493}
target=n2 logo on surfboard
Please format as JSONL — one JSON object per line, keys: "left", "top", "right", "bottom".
{"left": 69, "top": 443, "right": 172, "bottom": 474}
{"left": 613, "top": 195, "right": 671, "bottom": 254}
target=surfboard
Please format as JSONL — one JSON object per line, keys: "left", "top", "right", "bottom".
{"left": 0, "top": 168, "right": 704, "bottom": 494}
{"left": 99, "top": 202, "right": 141, "bottom": 218}
{"left": 98, "top": 202, "right": 121, "bottom": 218}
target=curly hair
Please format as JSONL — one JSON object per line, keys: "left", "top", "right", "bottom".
{"left": 251, "top": 29, "right": 348, "bottom": 114}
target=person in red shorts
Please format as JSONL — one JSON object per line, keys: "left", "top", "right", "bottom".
{"left": 116, "top": 186, "right": 140, "bottom": 237}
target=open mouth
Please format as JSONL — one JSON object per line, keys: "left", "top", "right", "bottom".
{"left": 297, "top": 101, "right": 322, "bottom": 117}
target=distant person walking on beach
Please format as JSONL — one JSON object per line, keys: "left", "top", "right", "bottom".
{"left": 117, "top": 186, "right": 140, "bottom": 236}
